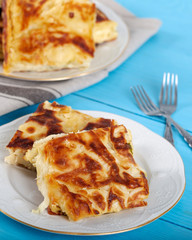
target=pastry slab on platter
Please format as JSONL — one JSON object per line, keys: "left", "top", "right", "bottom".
{"left": 0, "top": 110, "right": 185, "bottom": 234}
{"left": 2, "top": 0, "right": 96, "bottom": 73}
{"left": 25, "top": 125, "right": 149, "bottom": 221}
{"left": 5, "top": 101, "right": 115, "bottom": 170}
{"left": 4, "top": 100, "right": 149, "bottom": 221}
{"left": 0, "top": 0, "right": 127, "bottom": 80}
{"left": 0, "top": 2, "right": 118, "bottom": 61}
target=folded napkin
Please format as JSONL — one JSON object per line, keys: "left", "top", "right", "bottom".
{"left": 0, "top": 0, "right": 161, "bottom": 116}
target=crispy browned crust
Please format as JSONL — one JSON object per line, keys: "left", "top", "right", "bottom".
{"left": 18, "top": 32, "right": 93, "bottom": 57}
{"left": 2, "top": 0, "right": 96, "bottom": 72}
{"left": 7, "top": 101, "right": 115, "bottom": 151}
{"left": 16, "top": 0, "right": 96, "bottom": 56}
{"left": 96, "top": 8, "right": 109, "bottom": 23}
{"left": 0, "top": 5, "right": 114, "bottom": 60}
{"left": 7, "top": 130, "right": 34, "bottom": 149}
{"left": 18, "top": 1, "right": 95, "bottom": 30}
{"left": 38, "top": 125, "right": 148, "bottom": 221}
{"left": 2, "top": 0, "right": 8, "bottom": 68}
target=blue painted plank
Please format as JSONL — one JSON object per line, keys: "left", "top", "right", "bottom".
{"left": 1, "top": 211, "right": 192, "bottom": 240}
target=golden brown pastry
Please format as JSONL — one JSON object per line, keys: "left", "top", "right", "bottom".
{"left": 25, "top": 125, "right": 149, "bottom": 221}
{"left": 5, "top": 101, "right": 115, "bottom": 170}
{"left": 0, "top": 3, "right": 118, "bottom": 64}
{"left": 94, "top": 8, "right": 118, "bottom": 44}
{"left": 2, "top": 0, "right": 96, "bottom": 73}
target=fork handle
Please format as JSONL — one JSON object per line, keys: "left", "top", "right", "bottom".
{"left": 167, "top": 116, "right": 192, "bottom": 148}
{"left": 164, "top": 118, "right": 174, "bottom": 146}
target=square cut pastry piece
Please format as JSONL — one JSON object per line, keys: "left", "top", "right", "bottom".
{"left": 5, "top": 101, "right": 115, "bottom": 170}
{"left": 2, "top": 0, "right": 96, "bottom": 73}
{"left": 25, "top": 125, "right": 149, "bottom": 221}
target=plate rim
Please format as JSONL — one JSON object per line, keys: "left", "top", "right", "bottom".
{"left": 0, "top": 1, "right": 130, "bottom": 82}
{"left": 0, "top": 110, "right": 186, "bottom": 235}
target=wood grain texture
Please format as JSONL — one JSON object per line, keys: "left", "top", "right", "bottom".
{"left": 1, "top": 211, "right": 192, "bottom": 240}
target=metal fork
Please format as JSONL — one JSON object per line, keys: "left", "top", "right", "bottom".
{"left": 131, "top": 85, "right": 192, "bottom": 148}
{"left": 159, "top": 73, "right": 178, "bottom": 145}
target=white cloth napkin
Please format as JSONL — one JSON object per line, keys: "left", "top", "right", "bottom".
{"left": 0, "top": 0, "right": 161, "bottom": 116}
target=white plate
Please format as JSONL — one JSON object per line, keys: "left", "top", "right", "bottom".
{"left": 0, "top": 111, "right": 185, "bottom": 235}
{"left": 0, "top": 1, "right": 129, "bottom": 82}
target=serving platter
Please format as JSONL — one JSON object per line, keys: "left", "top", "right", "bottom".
{"left": 0, "top": 111, "right": 185, "bottom": 235}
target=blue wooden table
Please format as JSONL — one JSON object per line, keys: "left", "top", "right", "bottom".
{"left": 1, "top": 0, "right": 192, "bottom": 239}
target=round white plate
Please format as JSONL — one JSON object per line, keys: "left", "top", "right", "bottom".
{"left": 0, "top": 111, "right": 185, "bottom": 235}
{"left": 0, "top": 1, "right": 129, "bottom": 81}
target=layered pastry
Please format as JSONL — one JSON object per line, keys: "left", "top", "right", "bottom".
{"left": 5, "top": 101, "right": 115, "bottom": 170}
{"left": 25, "top": 125, "right": 149, "bottom": 221}
{"left": 0, "top": 0, "right": 118, "bottom": 71}
{"left": 2, "top": 0, "right": 96, "bottom": 73}
{"left": 0, "top": 6, "right": 3, "bottom": 60}
{"left": 94, "top": 8, "right": 118, "bottom": 45}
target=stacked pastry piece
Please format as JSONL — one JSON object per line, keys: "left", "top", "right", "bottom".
{"left": 5, "top": 101, "right": 149, "bottom": 221}
{"left": 0, "top": 0, "right": 3, "bottom": 60}
{"left": 0, "top": 0, "right": 118, "bottom": 73}
{"left": 5, "top": 101, "right": 116, "bottom": 170}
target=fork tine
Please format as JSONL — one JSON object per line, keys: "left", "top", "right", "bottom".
{"left": 165, "top": 73, "right": 170, "bottom": 104}
{"left": 131, "top": 87, "right": 147, "bottom": 113}
{"left": 134, "top": 86, "right": 153, "bottom": 112}
{"left": 140, "top": 86, "right": 158, "bottom": 111}
{"left": 159, "top": 73, "right": 166, "bottom": 105}
{"left": 131, "top": 86, "right": 158, "bottom": 114}
{"left": 136, "top": 86, "right": 153, "bottom": 111}
{"left": 174, "top": 74, "right": 178, "bottom": 106}
{"left": 170, "top": 74, "right": 174, "bottom": 104}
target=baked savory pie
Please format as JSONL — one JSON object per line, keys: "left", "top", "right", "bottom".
{"left": 0, "top": 6, "right": 3, "bottom": 60}
{"left": 94, "top": 8, "right": 118, "bottom": 45}
{"left": 25, "top": 125, "right": 149, "bottom": 221}
{"left": 0, "top": 31, "right": 3, "bottom": 60}
{"left": 0, "top": 0, "right": 118, "bottom": 72}
{"left": 2, "top": 0, "right": 96, "bottom": 73}
{"left": 5, "top": 101, "right": 115, "bottom": 170}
